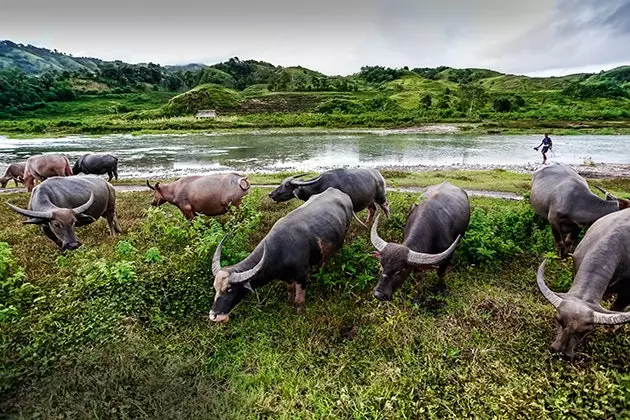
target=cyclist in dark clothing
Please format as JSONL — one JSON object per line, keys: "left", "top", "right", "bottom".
{"left": 534, "top": 133, "right": 553, "bottom": 164}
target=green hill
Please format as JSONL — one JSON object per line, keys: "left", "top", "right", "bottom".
{"left": 0, "top": 40, "right": 103, "bottom": 73}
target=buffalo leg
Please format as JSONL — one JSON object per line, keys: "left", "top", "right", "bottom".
{"left": 179, "top": 201, "right": 196, "bottom": 220}
{"left": 564, "top": 227, "right": 582, "bottom": 255}
{"left": 105, "top": 212, "right": 122, "bottom": 234}
{"left": 113, "top": 166, "right": 119, "bottom": 181}
{"left": 412, "top": 270, "right": 427, "bottom": 303}
{"left": 366, "top": 203, "right": 377, "bottom": 224}
{"left": 435, "top": 262, "right": 450, "bottom": 294}
{"left": 294, "top": 278, "right": 307, "bottom": 314}
{"left": 107, "top": 171, "right": 114, "bottom": 182}
{"left": 287, "top": 282, "right": 296, "bottom": 304}
{"left": 40, "top": 225, "right": 62, "bottom": 249}
{"left": 14, "top": 177, "right": 20, "bottom": 187}
{"left": 551, "top": 226, "right": 567, "bottom": 259}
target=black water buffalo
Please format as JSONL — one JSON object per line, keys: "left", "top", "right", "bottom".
{"left": 23, "top": 154, "right": 73, "bottom": 192}
{"left": 146, "top": 173, "right": 250, "bottom": 220}
{"left": 0, "top": 163, "right": 25, "bottom": 188}
{"left": 73, "top": 153, "right": 119, "bottom": 181}
{"left": 370, "top": 182, "right": 470, "bottom": 301}
{"left": 268, "top": 168, "right": 389, "bottom": 222}
{"left": 7, "top": 176, "right": 122, "bottom": 251}
{"left": 537, "top": 208, "right": 630, "bottom": 359}
{"left": 209, "top": 187, "right": 354, "bottom": 322}
{"left": 530, "top": 163, "right": 630, "bottom": 258}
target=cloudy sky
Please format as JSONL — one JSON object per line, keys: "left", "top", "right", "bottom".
{"left": 1, "top": 0, "right": 629, "bottom": 76}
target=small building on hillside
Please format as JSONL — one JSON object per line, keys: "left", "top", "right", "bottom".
{"left": 196, "top": 109, "right": 217, "bottom": 118}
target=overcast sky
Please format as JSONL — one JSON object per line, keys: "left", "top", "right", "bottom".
{"left": 1, "top": 0, "right": 629, "bottom": 76}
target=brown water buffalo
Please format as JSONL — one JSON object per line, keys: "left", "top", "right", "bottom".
{"left": 7, "top": 176, "right": 121, "bottom": 251}
{"left": 146, "top": 173, "right": 251, "bottom": 220}
{"left": 0, "top": 163, "right": 26, "bottom": 188}
{"left": 23, "top": 154, "right": 73, "bottom": 192}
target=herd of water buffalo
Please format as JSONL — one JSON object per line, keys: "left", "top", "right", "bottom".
{"left": 1, "top": 153, "right": 630, "bottom": 359}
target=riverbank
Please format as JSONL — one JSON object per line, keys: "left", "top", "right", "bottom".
{"left": 2, "top": 168, "right": 629, "bottom": 198}
{"left": 3, "top": 117, "right": 630, "bottom": 138}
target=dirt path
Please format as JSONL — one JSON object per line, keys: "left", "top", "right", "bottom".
{"left": 0, "top": 184, "right": 525, "bottom": 200}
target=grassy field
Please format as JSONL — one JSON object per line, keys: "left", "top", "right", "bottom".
{"left": 2, "top": 183, "right": 630, "bottom": 418}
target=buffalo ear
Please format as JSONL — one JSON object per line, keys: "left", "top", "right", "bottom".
{"left": 244, "top": 282, "right": 254, "bottom": 293}
{"left": 292, "top": 188, "right": 300, "bottom": 198}
{"left": 23, "top": 218, "right": 47, "bottom": 225}
{"left": 372, "top": 251, "right": 381, "bottom": 260}
{"left": 77, "top": 213, "right": 96, "bottom": 223}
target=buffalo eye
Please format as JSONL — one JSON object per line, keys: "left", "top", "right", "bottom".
{"left": 52, "top": 221, "right": 61, "bottom": 229}
{"left": 226, "top": 287, "right": 233, "bottom": 294}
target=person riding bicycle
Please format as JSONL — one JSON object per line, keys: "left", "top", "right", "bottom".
{"left": 534, "top": 133, "right": 553, "bottom": 164}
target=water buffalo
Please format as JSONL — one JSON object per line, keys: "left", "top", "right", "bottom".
{"left": 537, "top": 208, "right": 630, "bottom": 359}
{"left": 23, "top": 154, "right": 73, "bottom": 192}
{"left": 268, "top": 168, "right": 390, "bottom": 222}
{"left": 7, "top": 176, "right": 122, "bottom": 251}
{"left": 146, "top": 173, "right": 251, "bottom": 220}
{"left": 209, "top": 187, "right": 354, "bottom": 322}
{"left": 0, "top": 163, "right": 26, "bottom": 188}
{"left": 370, "top": 182, "right": 469, "bottom": 301}
{"left": 73, "top": 153, "right": 119, "bottom": 181}
{"left": 530, "top": 163, "right": 630, "bottom": 258}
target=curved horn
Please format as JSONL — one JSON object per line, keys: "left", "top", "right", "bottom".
{"left": 370, "top": 214, "right": 388, "bottom": 252}
{"left": 212, "top": 234, "right": 229, "bottom": 276}
{"left": 229, "top": 244, "right": 267, "bottom": 284}
{"left": 6, "top": 203, "right": 53, "bottom": 220}
{"left": 146, "top": 179, "right": 155, "bottom": 190}
{"left": 289, "top": 174, "right": 323, "bottom": 186}
{"left": 536, "top": 260, "right": 563, "bottom": 308}
{"left": 407, "top": 235, "right": 462, "bottom": 267}
{"left": 73, "top": 193, "right": 94, "bottom": 215}
{"left": 292, "top": 173, "right": 309, "bottom": 179}
{"left": 592, "top": 309, "right": 630, "bottom": 325}
{"left": 595, "top": 185, "right": 616, "bottom": 200}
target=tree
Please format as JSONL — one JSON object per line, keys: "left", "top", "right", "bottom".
{"left": 420, "top": 94, "right": 432, "bottom": 109}
{"left": 457, "top": 84, "right": 487, "bottom": 115}
{"left": 493, "top": 97, "right": 512, "bottom": 113}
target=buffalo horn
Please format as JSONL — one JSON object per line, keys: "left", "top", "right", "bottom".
{"left": 595, "top": 185, "right": 616, "bottom": 200}
{"left": 6, "top": 203, "right": 52, "bottom": 220}
{"left": 212, "top": 234, "right": 229, "bottom": 276}
{"left": 592, "top": 309, "right": 630, "bottom": 325}
{"left": 536, "top": 260, "right": 563, "bottom": 308}
{"left": 370, "top": 214, "right": 388, "bottom": 252}
{"left": 406, "top": 235, "right": 462, "bottom": 267}
{"left": 289, "top": 174, "right": 323, "bottom": 186}
{"left": 146, "top": 179, "right": 155, "bottom": 190}
{"left": 229, "top": 244, "right": 267, "bottom": 284}
{"left": 73, "top": 193, "right": 94, "bottom": 215}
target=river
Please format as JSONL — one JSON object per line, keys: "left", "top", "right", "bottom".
{"left": 1, "top": 131, "right": 629, "bottom": 178}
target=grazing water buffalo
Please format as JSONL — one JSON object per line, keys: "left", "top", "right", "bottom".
{"left": 530, "top": 163, "right": 630, "bottom": 258}
{"left": 23, "top": 154, "right": 73, "bottom": 192}
{"left": 73, "top": 153, "right": 119, "bottom": 181}
{"left": 268, "top": 168, "right": 390, "bottom": 222}
{"left": 209, "top": 187, "right": 354, "bottom": 322}
{"left": 370, "top": 182, "right": 470, "bottom": 301}
{"left": 146, "top": 173, "right": 251, "bottom": 220}
{"left": 7, "top": 176, "right": 122, "bottom": 251}
{"left": 537, "top": 208, "right": 630, "bottom": 359}
{"left": 0, "top": 163, "right": 26, "bottom": 188}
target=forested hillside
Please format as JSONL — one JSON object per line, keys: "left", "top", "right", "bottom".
{"left": 1, "top": 40, "right": 630, "bottom": 135}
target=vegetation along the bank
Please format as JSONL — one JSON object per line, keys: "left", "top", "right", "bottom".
{"left": 2, "top": 184, "right": 630, "bottom": 418}
{"left": 2, "top": 40, "right": 630, "bottom": 135}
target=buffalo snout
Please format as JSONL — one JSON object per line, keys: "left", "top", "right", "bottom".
{"left": 209, "top": 310, "right": 229, "bottom": 323}
{"left": 62, "top": 241, "right": 82, "bottom": 251}
{"left": 374, "top": 288, "right": 392, "bottom": 302}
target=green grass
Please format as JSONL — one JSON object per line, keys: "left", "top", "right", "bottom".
{"left": 1, "top": 188, "right": 630, "bottom": 418}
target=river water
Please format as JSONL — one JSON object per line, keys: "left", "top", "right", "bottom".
{"left": 1, "top": 131, "right": 629, "bottom": 178}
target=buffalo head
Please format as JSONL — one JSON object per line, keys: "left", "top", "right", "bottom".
{"left": 537, "top": 260, "right": 630, "bottom": 359}
{"left": 209, "top": 236, "right": 267, "bottom": 322}
{"left": 268, "top": 174, "right": 322, "bottom": 202}
{"left": 7, "top": 194, "right": 95, "bottom": 251}
{"left": 146, "top": 180, "right": 167, "bottom": 206}
{"left": 370, "top": 214, "right": 461, "bottom": 301}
